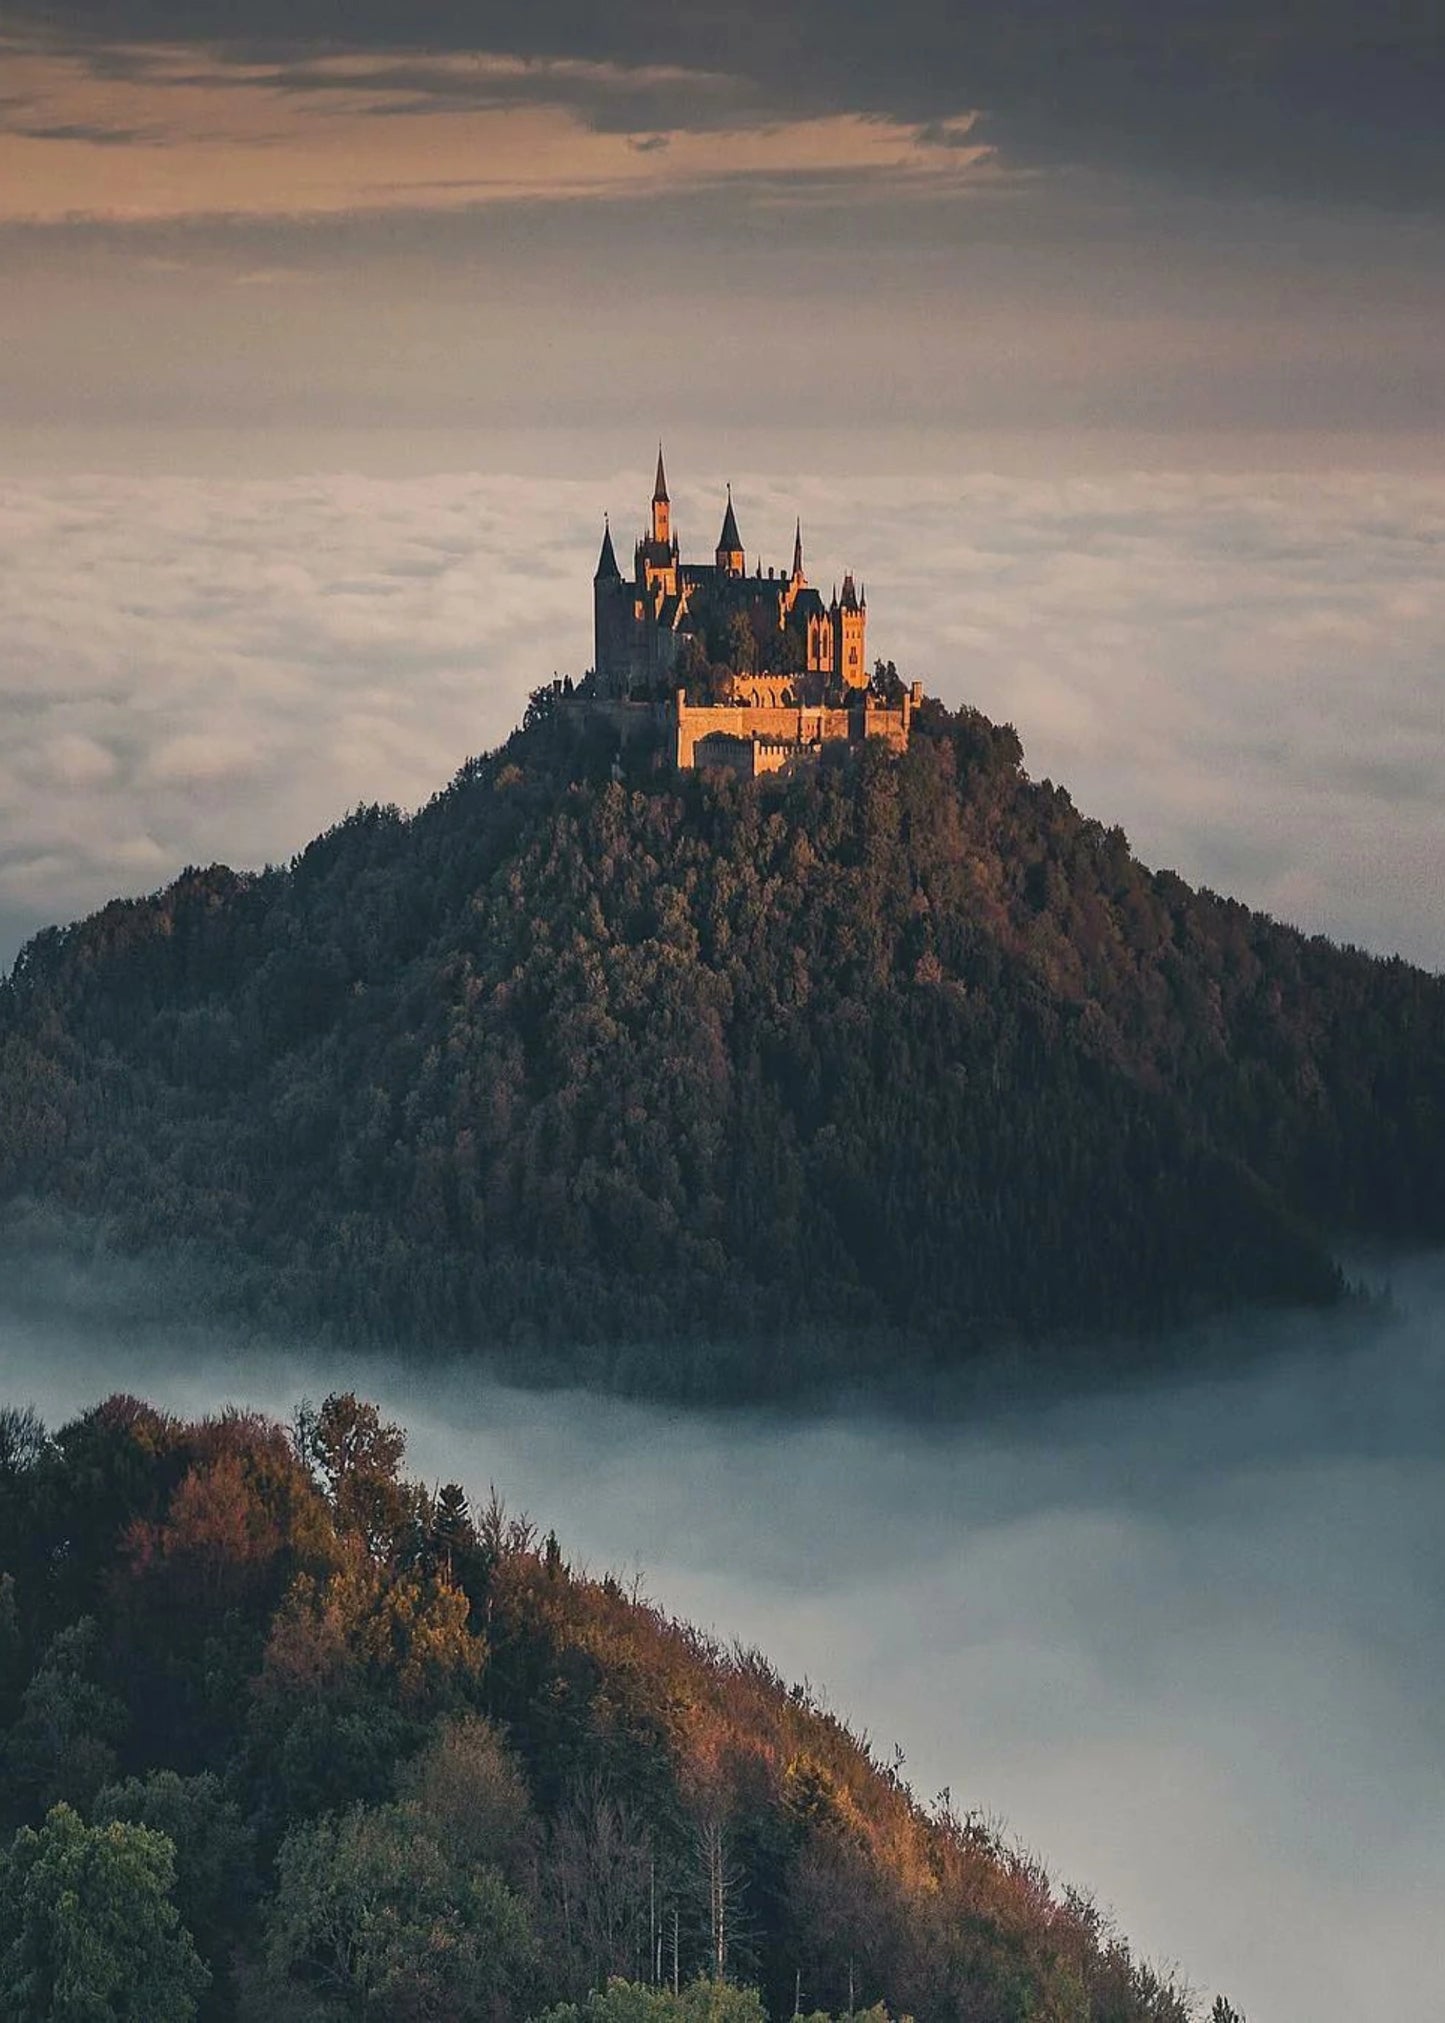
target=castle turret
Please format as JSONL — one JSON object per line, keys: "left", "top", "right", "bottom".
{"left": 593, "top": 515, "right": 630, "bottom": 696}
{"left": 651, "top": 443, "right": 671, "bottom": 547}
{"left": 836, "top": 571, "right": 867, "bottom": 688}
{"left": 594, "top": 517, "right": 620, "bottom": 583}
{"left": 791, "top": 518, "right": 805, "bottom": 584}
{"left": 716, "top": 487, "right": 745, "bottom": 579}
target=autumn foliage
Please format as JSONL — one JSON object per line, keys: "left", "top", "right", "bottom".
{"left": 0, "top": 1393, "right": 1213, "bottom": 2021}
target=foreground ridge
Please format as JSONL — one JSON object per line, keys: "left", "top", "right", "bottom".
{"left": 0, "top": 1388, "right": 1210, "bottom": 2021}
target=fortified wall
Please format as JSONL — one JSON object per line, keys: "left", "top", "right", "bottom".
{"left": 676, "top": 689, "right": 919, "bottom": 777}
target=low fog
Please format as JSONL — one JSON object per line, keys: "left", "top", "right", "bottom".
{"left": 3, "top": 1254, "right": 1444, "bottom": 2022}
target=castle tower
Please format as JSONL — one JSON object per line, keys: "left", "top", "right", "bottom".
{"left": 716, "top": 487, "right": 745, "bottom": 579}
{"left": 835, "top": 572, "right": 867, "bottom": 689}
{"left": 593, "top": 516, "right": 630, "bottom": 696}
{"left": 791, "top": 518, "right": 805, "bottom": 585}
{"left": 651, "top": 444, "right": 671, "bottom": 547}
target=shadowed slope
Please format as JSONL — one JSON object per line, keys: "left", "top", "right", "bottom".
{"left": 1, "top": 697, "right": 1441, "bottom": 1395}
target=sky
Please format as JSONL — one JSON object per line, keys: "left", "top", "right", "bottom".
{"left": 0, "top": 0, "right": 1442, "bottom": 463}
{"left": 6, "top": 1250, "right": 1445, "bottom": 2023}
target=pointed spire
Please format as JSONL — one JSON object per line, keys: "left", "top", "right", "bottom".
{"left": 792, "top": 517, "right": 804, "bottom": 580}
{"left": 718, "top": 483, "right": 742, "bottom": 554}
{"left": 594, "top": 515, "right": 620, "bottom": 583}
{"left": 653, "top": 443, "right": 669, "bottom": 504}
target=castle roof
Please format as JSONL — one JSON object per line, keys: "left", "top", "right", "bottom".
{"left": 717, "top": 488, "right": 743, "bottom": 554}
{"left": 792, "top": 518, "right": 804, "bottom": 580}
{"left": 594, "top": 519, "right": 621, "bottom": 582}
{"left": 653, "top": 444, "right": 669, "bottom": 504}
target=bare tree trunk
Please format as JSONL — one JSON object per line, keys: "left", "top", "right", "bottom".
{"left": 699, "top": 1816, "right": 728, "bottom": 1980}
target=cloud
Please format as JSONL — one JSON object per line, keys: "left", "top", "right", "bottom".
{"left": 4, "top": 1, "right": 1441, "bottom": 213}
{"left": 0, "top": 464, "right": 1440, "bottom": 974}
{"left": 9, "top": 119, "right": 155, "bottom": 144}
{"left": 3, "top": 1242, "right": 1445, "bottom": 2023}
{"left": 0, "top": 39, "right": 991, "bottom": 223}
{"left": 0, "top": 472, "right": 582, "bottom": 953}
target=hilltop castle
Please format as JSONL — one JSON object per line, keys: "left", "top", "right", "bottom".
{"left": 578, "top": 448, "right": 920, "bottom": 777}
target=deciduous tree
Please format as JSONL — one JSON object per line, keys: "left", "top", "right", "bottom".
{"left": 0, "top": 1802, "right": 208, "bottom": 2022}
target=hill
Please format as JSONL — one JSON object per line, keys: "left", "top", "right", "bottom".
{"left": 1, "top": 695, "right": 1442, "bottom": 1395}
{"left": 0, "top": 1389, "right": 1209, "bottom": 2021}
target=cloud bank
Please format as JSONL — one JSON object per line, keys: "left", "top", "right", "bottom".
{"left": 0, "top": 464, "right": 1440, "bottom": 972}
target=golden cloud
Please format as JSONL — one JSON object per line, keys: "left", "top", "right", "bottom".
{"left": 0, "top": 44, "right": 991, "bottom": 223}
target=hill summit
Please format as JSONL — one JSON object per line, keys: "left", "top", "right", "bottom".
{"left": 1, "top": 696, "right": 1442, "bottom": 1395}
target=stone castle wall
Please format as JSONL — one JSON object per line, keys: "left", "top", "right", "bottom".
{"left": 551, "top": 684, "right": 920, "bottom": 776}
{"left": 674, "top": 690, "right": 914, "bottom": 769}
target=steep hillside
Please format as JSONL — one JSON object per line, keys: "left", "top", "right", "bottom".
{"left": 0, "top": 1390, "right": 1206, "bottom": 2021}
{"left": 2, "top": 696, "right": 1442, "bottom": 1394}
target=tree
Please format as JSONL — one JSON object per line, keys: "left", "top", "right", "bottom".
{"left": 524, "top": 683, "right": 561, "bottom": 730}
{"left": 3, "top": 1619, "right": 128, "bottom": 1822}
{"left": 870, "top": 662, "right": 904, "bottom": 707}
{"left": 396, "top": 1715, "right": 537, "bottom": 1885}
{"left": 264, "top": 1800, "right": 536, "bottom": 2022}
{"left": 0, "top": 1573, "right": 23, "bottom": 1722}
{"left": 724, "top": 613, "right": 758, "bottom": 677}
{"left": 260, "top": 1553, "right": 483, "bottom": 1712}
{"left": 545, "top": 1782, "right": 655, "bottom": 1996}
{"left": 695, "top": 1815, "right": 743, "bottom": 1984}
{"left": 535, "top": 1979, "right": 767, "bottom": 2023}
{"left": 778, "top": 626, "right": 807, "bottom": 677}
{"left": 93, "top": 1770, "right": 256, "bottom": 1978}
{"left": 0, "top": 1802, "right": 208, "bottom": 2022}
{"left": 0, "top": 1404, "right": 48, "bottom": 1498}
{"left": 1211, "top": 2002, "right": 1246, "bottom": 2023}
{"left": 677, "top": 635, "right": 711, "bottom": 692}
{"left": 292, "top": 1395, "right": 415, "bottom": 1561}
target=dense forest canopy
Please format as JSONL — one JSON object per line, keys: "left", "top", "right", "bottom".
{"left": 0, "top": 1389, "right": 1226, "bottom": 2021}
{"left": 1, "top": 695, "right": 1442, "bottom": 1396}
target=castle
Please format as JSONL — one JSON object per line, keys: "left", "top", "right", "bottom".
{"left": 579, "top": 448, "right": 920, "bottom": 777}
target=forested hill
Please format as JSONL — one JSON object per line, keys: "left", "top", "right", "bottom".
{"left": 2, "top": 695, "right": 1443, "bottom": 1395}
{"left": 0, "top": 1389, "right": 1212, "bottom": 2021}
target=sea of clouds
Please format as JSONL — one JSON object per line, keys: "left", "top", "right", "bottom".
{"left": 0, "top": 464, "right": 1441, "bottom": 971}
{"left": 3, "top": 1252, "right": 1445, "bottom": 2023}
